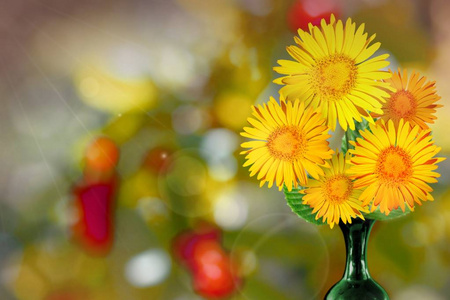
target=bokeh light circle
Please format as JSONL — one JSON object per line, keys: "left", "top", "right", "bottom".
{"left": 124, "top": 249, "right": 172, "bottom": 288}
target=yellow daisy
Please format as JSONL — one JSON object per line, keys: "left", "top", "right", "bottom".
{"left": 372, "top": 69, "right": 442, "bottom": 129}
{"left": 302, "top": 151, "right": 368, "bottom": 228}
{"left": 348, "top": 119, "right": 445, "bottom": 215}
{"left": 274, "top": 14, "right": 393, "bottom": 131}
{"left": 241, "top": 97, "right": 334, "bottom": 191}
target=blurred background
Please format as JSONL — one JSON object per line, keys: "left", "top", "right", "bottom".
{"left": 1, "top": 0, "right": 450, "bottom": 299}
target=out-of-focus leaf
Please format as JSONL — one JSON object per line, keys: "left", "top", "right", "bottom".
{"left": 74, "top": 66, "right": 158, "bottom": 114}
{"left": 102, "top": 113, "right": 146, "bottom": 145}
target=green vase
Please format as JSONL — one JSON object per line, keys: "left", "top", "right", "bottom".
{"left": 325, "top": 218, "right": 389, "bottom": 300}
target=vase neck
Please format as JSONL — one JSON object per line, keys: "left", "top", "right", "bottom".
{"left": 339, "top": 218, "right": 375, "bottom": 281}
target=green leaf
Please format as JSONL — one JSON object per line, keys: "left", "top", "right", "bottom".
{"left": 283, "top": 186, "right": 325, "bottom": 226}
{"left": 365, "top": 207, "right": 411, "bottom": 221}
{"left": 341, "top": 119, "right": 371, "bottom": 154}
{"left": 341, "top": 130, "right": 351, "bottom": 153}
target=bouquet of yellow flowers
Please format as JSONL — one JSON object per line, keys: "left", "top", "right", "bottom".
{"left": 241, "top": 14, "right": 444, "bottom": 299}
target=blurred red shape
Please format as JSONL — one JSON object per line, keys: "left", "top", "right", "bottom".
{"left": 173, "top": 225, "right": 241, "bottom": 299}
{"left": 287, "top": 0, "right": 340, "bottom": 32}
{"left": 72, "top": 179, "right": 116, "bottom": 255}
{"left": 173, "top": 225, "right": 221, "bottom": 266}
{"left": 192, "top": 241, "right": 240, "bottom": 299}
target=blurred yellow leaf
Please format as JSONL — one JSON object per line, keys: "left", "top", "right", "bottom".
{"left": 74, "top": 66, "right": 157, "bottom": 114}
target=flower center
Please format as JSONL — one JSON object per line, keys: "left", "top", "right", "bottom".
{"left": 376, "top": 146, "right": 412, "bottom": 183}
{"left": 388, "top": 90, "right": 417, "bottom": 120}
{"left": 323, "top": 175, "right": 353, "bottom": 204}
{"left": 310, "top": 54, "right": 357, "bottom": 100}
{"left": 267, "top": 126, "right": 306, "bottom": 161}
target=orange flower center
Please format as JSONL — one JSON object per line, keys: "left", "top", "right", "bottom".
{"left": 376, "top": 146, "right": 412, "bottom": 183}
{"left": 267, "top": 126, "right": 306, "bottom": 161}
{"left": 311, "top": 54, "right": 357, "bottom": 100}
{"left": 388, "top": 90, "right": 417, "bottom": 120}
{"left": 324, "top": 175, "right": 353, "bottom": 204}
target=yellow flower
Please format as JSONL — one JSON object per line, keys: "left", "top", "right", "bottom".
{"left": 302, "top": 151, "right": 368, "bottom": 228}
{"left": 241, "top": 97, "right": 333, "bottom": 191}
{"left": 348, "top": 119, "right": 445, "bottom": 215}
{"left": 372, "top": 69, "right": 442, "bottom": 129}
{"left": 274, "top": 14, "right": 392, "bottom": 131}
